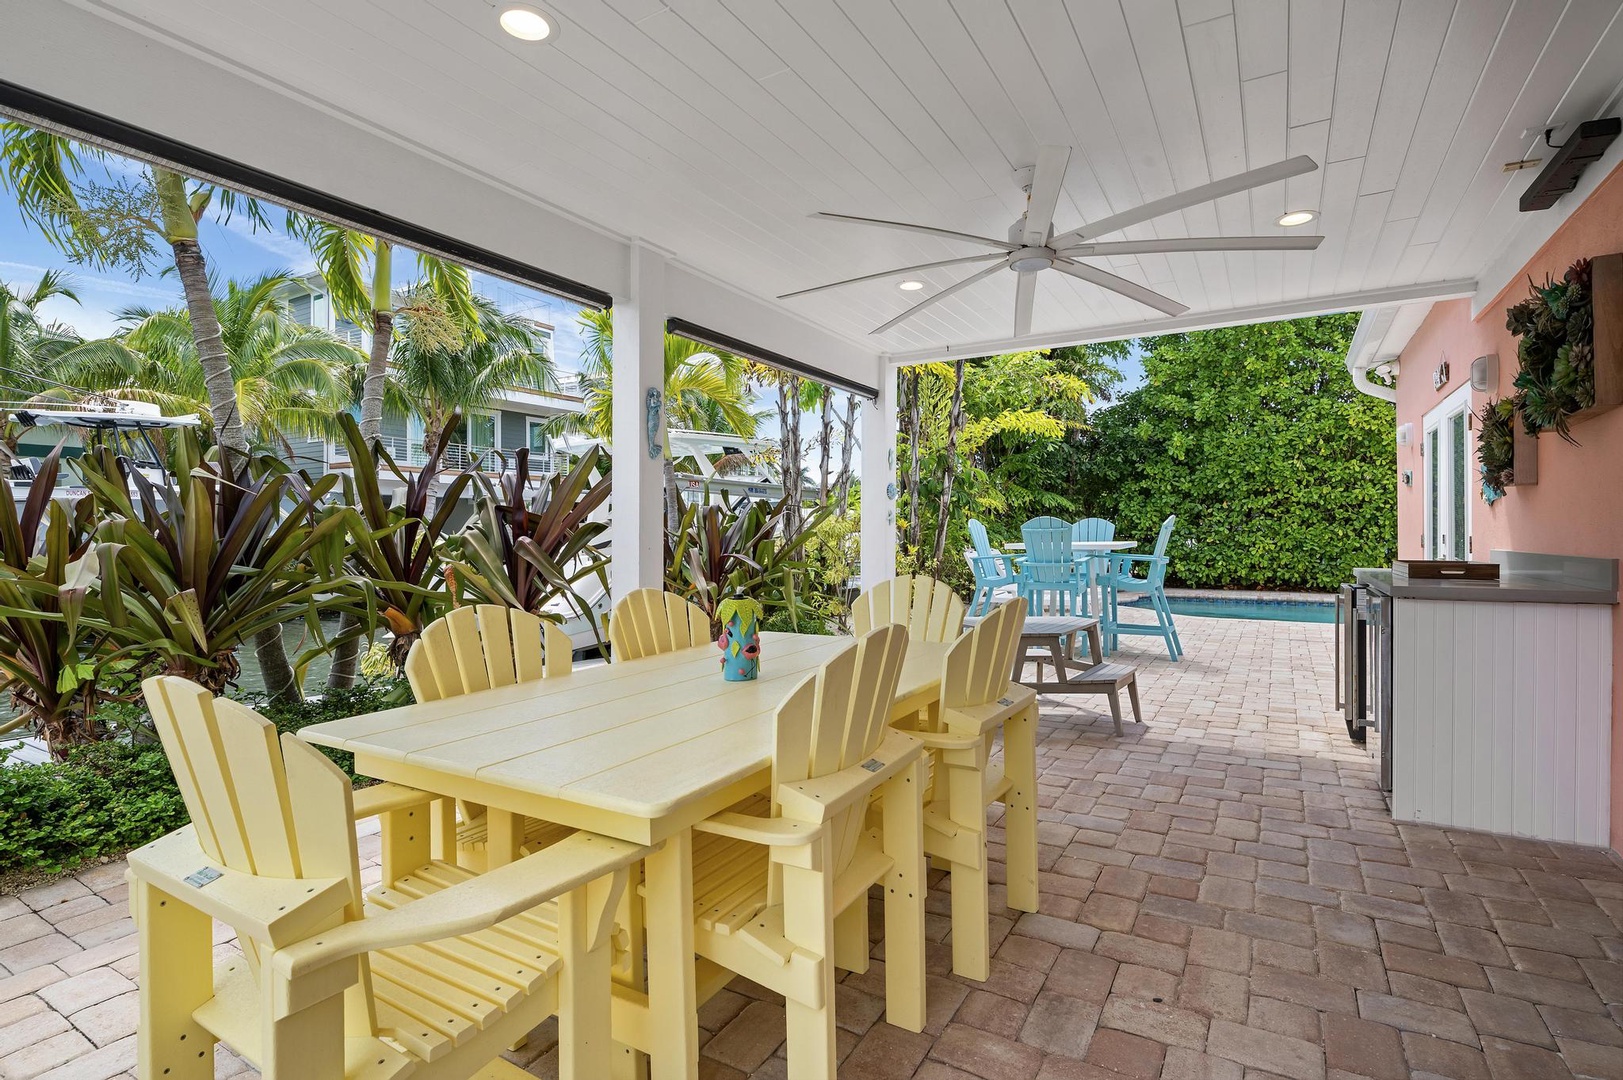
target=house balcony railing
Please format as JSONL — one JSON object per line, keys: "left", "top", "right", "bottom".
{"left": 372, "top": 435, "right": 571, "bottom": 477}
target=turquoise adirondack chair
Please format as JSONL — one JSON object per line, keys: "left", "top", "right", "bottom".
{"left": 966, "top": 519, "right": 1018, "bottom": 615}
{"left": 1017, "top": 516, "right": 1082, "bottom": 616}
{"left": 1070, "top": 518, "right": 1116, "bottom": 618}
{"left": 1102, "top": 515, "right": 1183, "bottom": 660}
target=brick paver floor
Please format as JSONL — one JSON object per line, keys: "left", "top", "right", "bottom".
{"left": 4, "top": 613, "right": 1622, "bottom": 1079}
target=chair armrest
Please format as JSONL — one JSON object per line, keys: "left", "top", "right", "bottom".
{"left": 905, "top": 728, "right": 985, "bottom": 751}
{"left": 776, "top": 729, "right": 922, "bottom": 824}
{"left": 127, "top": 826, "right": 352, "bottom": 949}
{"left": 274, "top": 831, "right": 651, "bottom": 981}
{"left": 1111, "top": 553, "right": 1164, "bottom": 566}
{"left": 351, "top": 783, "right": 434, "bottom": 820}
{"left": 940, "top": 686, "right": 1038, "bottom": 737}
{"left": 693, "top": 813, "right": 819, "bottom": 847}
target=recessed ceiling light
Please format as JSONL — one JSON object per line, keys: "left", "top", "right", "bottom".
{"left": 500, "top": 5, "right": 555, "bottom": 41}
{"left": 898, "top": 280, "right": 925, "bottom": 291}
{"left": 1277, "top": 209, "right": 1317, "bottom": 227}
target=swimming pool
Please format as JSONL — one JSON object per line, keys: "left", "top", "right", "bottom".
{"left": 1124, "top": 596, "right": 1336, "bottom": 623}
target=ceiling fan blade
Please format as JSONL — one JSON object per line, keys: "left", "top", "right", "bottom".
{"left": 1021, "top": 145, "right": 1072, "bottom": 246}
{"left": 777, "top": 253, "right": 1008, "bottom": 299}
{"left": 871, "top": 259, "right": 1012, "bottom": 335}
{"left": 1014, "top": 272, "right": 1037, "bottom": 337}
{"left": 815, "top": 212, "right": 1016, "bottom": 250}
{"left": 1052, "top": 155, "right": 1320, "bottom": 245}
{"left": 1057, "top": 234, "right": 1325, "bottom": 256}
{"left": 1053, "top": 259, "right": 1189, "bottom": 317}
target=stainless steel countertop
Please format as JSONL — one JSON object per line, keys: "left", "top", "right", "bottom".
{"left": 1355, "top": 562, "right": 1618, "bottom": 605}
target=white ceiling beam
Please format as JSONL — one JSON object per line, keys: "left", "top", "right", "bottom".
{"left": 882, "top": 279, "right": 1478, "bottom": 365}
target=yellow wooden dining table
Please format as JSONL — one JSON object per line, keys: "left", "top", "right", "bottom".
{"left": 300, "top": 630, "right": 950, "bottom": 1080}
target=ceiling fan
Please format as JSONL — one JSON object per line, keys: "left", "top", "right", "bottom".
{"left": 781, "top": 147, "right": 1325, "bottom": 336}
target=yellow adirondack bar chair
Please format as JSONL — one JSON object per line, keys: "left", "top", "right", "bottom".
{"left": 128, "top": 676, "right": 648, "bottom": 1080}
{"left": 607, "top": 587, "right": 711, "bottom": 661}
{"left": 851, "top": 574, "right": 967, "bottom": 643}
{"left": 405, "top": 604, "right": 574, "bottom": 868}
{"left": 683, "top": 625, "right": 926, "bottom": 1079}
{"left": 895, "top": 598, "right": 1040, "bottom": 980}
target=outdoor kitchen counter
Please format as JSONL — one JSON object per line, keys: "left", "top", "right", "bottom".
{"left": 1356, "top": 551, "right": 1618, "bottom": 604}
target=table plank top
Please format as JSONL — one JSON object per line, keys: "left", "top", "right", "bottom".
{"left": 963, "top": 614, "right": 1099, "bottom": 635}
{"left": 301, "top": 631, "right": 948, "bottom": 822}
{"left": 1003, "top": 540, "right": 1135, "bottom": 552}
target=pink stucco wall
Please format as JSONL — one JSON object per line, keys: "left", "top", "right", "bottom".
{"left": 1394, "top": 162, "right": 1623, "bottom": 854}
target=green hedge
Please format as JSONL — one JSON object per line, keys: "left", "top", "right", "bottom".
{"left": 1073, "top": 315, "right": 1397, "bottom": 591}
{"left": 0, "top": 680, "right": 406, "bottom": 879}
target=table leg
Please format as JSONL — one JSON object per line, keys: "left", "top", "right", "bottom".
{"left": 486, "top": 808, "right": 522, "bottom": 869}
{"left": 644, "top": 829, "right": 699, "bottom": 1080}
{"left": 1086, "top": 625, "right": 1104, "bottom": 666}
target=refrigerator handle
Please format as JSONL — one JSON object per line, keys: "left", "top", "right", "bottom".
{"left": 1333, "top": 588, "right": 1344, "bottom": 711}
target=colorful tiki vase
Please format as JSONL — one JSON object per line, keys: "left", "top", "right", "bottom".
{"left": 716, "top": 594, "right": 763, "bottom": 682}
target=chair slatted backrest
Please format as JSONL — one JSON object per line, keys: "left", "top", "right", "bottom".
{"left": 852, "top": 575, "right": 966, "bottom": 643}
{"left": 406, "top": 604, "right": 572, "bottom": 703}
{"left": 772, "top": 625, "right": 909, "bottom": 876}
{"left": 1020, "top": 517, "right": 1075, "bottom": 584}
{"left": 967, "top": 519, "right": 996, "bottom": 559}
{"left": 1072, "top": 518, "right": 1116, "bottom": 544}
{"left": 1144, "top": 515, "right": 1177, "bottom": 587}
{"left": 609, "top": 588, "right": 711, "bottom": 661}
{"left": 940, "top": 599, "right": 1027, "bottom": 716}
{"left": 142, "top": 676, "right": 367, "bottom": 992}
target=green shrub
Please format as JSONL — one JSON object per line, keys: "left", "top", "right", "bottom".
{"left": 0, "top": 678, "right": 409, "bottom": 879}
{"left": 0, "top": 739, "right": 188, "bottom": 876}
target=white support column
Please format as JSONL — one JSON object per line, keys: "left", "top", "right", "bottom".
{"left": 859, "top": 366, "right": 899, "bottom": 590}
{"left": 611, "top": 245, "right": 667, "bottom": 596}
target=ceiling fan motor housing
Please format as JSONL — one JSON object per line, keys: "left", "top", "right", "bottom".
{"left": 1010, "top": 247, "right": 1055, "bottom": 273}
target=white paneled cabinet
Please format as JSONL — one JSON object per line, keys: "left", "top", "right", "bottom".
{"left": 1392, "top": 599, "right": 1612, "bottom": 847}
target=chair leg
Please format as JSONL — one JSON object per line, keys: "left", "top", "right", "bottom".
{"left": 1003, "top": 704, "right": 1039, "bottom": 915}
{"left": 1151, "top": 591, "right": 1179, "bottom": 661}
{"left": 135, "top": 881, "right": 216, "bottom": 1080}
{"left": 880, "top": 757, "right": 927, "bottom": 1032}
{"left": 1105, "top": 690, "right": 1124, "bottom": 736}
{"left": 944, "top": 754, "right": 990, "bottom": 981}
{"left": 833, "top": 902, "right": 869, "bottom": 973}
{"left": 558, "top": 881, "right": 617, "bottom": 1080}
{"left": 1127, "top": 680, "right": 1144, "bottom": 725}
{"left": 381, "top": 802, "right": 432, "bottom": 886}
{"left": 782, "top": 833, "right": 837, "bottom": 1079}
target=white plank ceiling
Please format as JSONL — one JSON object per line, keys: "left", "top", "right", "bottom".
{"left": 58, "top": 0, "right": 1623, "bottom": 360}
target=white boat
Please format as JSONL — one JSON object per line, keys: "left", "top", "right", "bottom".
{"left": 7, "top": 401, "right": 202, "bottom": 509}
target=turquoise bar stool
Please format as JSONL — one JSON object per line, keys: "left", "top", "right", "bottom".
{"left": 1102, "top": 515, "right": 1183, "bottom": 660}
{"left": 1070, "top": 517, "right": 1116, "bottom": 618}
{"left": 966, "top": 519, "right": 1017, "bottom": 615}
{"left": 1017, "top": 516, "right": 1082, "bottom": 616}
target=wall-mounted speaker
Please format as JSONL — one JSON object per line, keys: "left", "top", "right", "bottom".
{"left": 1470, "top": 354, "right": 1498, "bottom": 392}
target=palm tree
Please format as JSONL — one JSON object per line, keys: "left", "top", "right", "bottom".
{"left": 0, "top": 124, "right": 269, "bottom": 468}
{"left": 387, "top": 289, "right": 554, "bottom": 458}
{"left": 557, "top": 308, "right": 759, "bottom": 532}
{"left": 289, "top": 217, "right": 478, "bottom": 445}
{"left": 0, "top": 270, "right": 82, "bottom": 467}
{"left": 37, "top": 273, "right": 363, "bottom": 704}
{"left": 38, "top": 273, "right": 363, "bottom": 452}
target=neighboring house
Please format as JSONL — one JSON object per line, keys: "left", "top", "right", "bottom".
{"left": 275, "top": 272, "right": 584, "bottom": 488}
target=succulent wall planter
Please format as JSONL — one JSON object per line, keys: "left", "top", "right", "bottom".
{"left": 1504, "top": 253, "right": 1623, "bottom": 443}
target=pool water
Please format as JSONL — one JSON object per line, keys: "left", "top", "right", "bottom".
{"left": 1124, "top": 596, "right": 1336, "bottom": 624}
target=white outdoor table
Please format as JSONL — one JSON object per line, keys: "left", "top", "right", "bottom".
{"left": 1004, "top": 539, "right": 1135, "bottom": 619}
{"left": 301, "top": 631, "right": 949, "bottom": 1080}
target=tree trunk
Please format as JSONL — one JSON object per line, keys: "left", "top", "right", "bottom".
{"left": 359, "top": 240, "right": 394, "bottom": 445}
{"left": 778, "top": 376, "right": 804, "bottom": 540}
{"left": 253, "top": 622, "right": 301, "bottom": 704}
{"left": 159, "top": 170, "right": 298, "bottom": 699}
{"left": 904, "top": 370, "right": 923, "bottom": 554}
{"left": 169, "top": 237, "right": 245, "bottom": 464}
{"left": 664, "top": 453, "right": 684, "bottom": 538}
{"left": 325, "top": 611, "right": 364, "bottom": 690}
{"left": 932, "top": 359, "right": 968, "bottom": 573}
{"left": 817, "top": 388, "right": 832, "bottom": 506}
{"left": 834, "top": 393, "right": 857, "bottom": 516}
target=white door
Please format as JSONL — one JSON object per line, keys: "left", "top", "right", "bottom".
{"left": 1422, "top": 383, "right": 1472, "bottom": 560}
